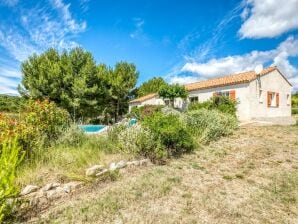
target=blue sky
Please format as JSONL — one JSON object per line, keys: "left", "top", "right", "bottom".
{"left": 1, "top": 0, "right": 298, "bottom": 94}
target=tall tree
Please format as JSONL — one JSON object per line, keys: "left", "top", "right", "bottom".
{"left": 101, "top": 62, "right": 138, "bottom": 123}
{"left": 19, "top": 48, "right": 106, "bottom": 120}
{"left": 158, "top": 84, "right": 188, "bottom": 107}
{"left": 138, "top": 77, "right": 166, "bottom": 97}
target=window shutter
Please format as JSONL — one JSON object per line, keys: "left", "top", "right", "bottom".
{"left": 276, "top": 93, "right": 279, "bottom": 107}
{"left": 230, "top": 90, "right": 236, "bottom": 101}
{"left": 267, "top": 91, "right": 271, "bottom": 107}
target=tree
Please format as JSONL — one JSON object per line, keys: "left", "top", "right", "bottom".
{"left": 138, "top": 77, "right": 166, "bottom": 97}
{"left": 158, "top": 84, "right": 188, "bottom": 107}
{"left": 19, "top": 48, "right": 107, "bottom": 120}
{"left": 101, "top": 62, "right": 138, "bottom": 123}
{"left": 0, "top": 95, "right": 26, "bottom": 113}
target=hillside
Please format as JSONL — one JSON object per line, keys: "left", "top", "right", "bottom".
{"left": 20, "top": 124, "right": 298, "bottom": 223}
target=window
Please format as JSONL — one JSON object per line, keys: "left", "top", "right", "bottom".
{"left": 215, "top": 91, "right": 230, "bottom": 97}
{"left": 267, "top": 91, "right": 279, "bottom": 107}
{"left": 287, "top": 94, "right": 290, "bottom": 105}
{"left": 189, "top": 96, "right": 198, "bottom": 103}
{"left": 214, "top": 90, "right": 236, "bottom": 101}
{"left": 259, "top": 89, "right": 263, "bottom": 103}
{"left": 164, "top": 99, "right": 170, "bottom": 106}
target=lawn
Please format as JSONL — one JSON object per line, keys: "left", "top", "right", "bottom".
{"left": 21, "top": 124, "right": 298, "bottom": 223}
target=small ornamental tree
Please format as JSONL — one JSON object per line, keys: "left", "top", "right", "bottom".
{"left": 158, "top": 84, "right": 188, "bottom": 107}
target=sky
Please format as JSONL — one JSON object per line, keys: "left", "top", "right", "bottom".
{"left": 0, "top": 0, "right": 298, "bottom": 95}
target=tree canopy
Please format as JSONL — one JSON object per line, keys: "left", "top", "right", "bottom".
{"left": 100, "top": 62, "right": 138, "bottom": 123}
{"left": 19, "top": 48, "right": 138, "bottom": 122}
{"left": 137, "top": 77, "right": 166, "bottom": 97}
{"left": 0, "top": 95, "right": 26, "bottom": 113}
{"left": 158, "top": 84, "right": 188, "bottom": 107}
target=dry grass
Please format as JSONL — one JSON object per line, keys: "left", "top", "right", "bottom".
{"left": 20, "top": 125, "right": 298, "bottom": 223}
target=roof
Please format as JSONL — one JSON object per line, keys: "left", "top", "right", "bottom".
{"left": 129, "top": 93, "right": 157, "bottom": 103}
{"left": 129, "top": 66, "right": 291, "bottom": 104}
{"left": 185, "top": 66, "right": 285, "bottom": 91}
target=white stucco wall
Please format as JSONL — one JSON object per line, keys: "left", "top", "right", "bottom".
{"left": 248, "top": 70, "right": 292, "bottom": 118}
{"left": 128, "top": 96, "right": 165, "bottom": 112}
{"left": 128, "top": 70, "right": 292, "bottom": 120}
{"left": 188, "top": 83, "right": 251, "bottom": 120}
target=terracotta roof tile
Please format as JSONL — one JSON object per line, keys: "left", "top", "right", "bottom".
{"left": 185, "top": 66, "right": 277, "bottom": 91}
{"left": 129, "top": 93, "right": 157, "bottom": 103}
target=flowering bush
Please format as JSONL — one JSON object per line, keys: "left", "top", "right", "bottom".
{"left": 0, "top": 100, "right": 70, "bottom": 155}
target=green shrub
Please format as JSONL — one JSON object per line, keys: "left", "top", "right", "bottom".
{"left": 128, "top": 105, "right": 163, "bottom": 120}
{"left": 56, "top": 125, "right": 88, "bottom": 148}
{"left": 0, "top": 138, "right": 24, "bottom": 222}
{"left": 0, "top": 100, "right": 70, "bottom": 156}
{"left": 116, "top": 125, "right": 166, "bottom": 162}
{"left": 22, "top": 100, "right": 70, "bottom": 146}
{"left": 292, "top": 108, "right": 298, "bottom": 115}
{"left": 0, "top": 95, "right": 26, "bottom": 113}
{"left": 185, "top": 109, "right": 238, "bottom": 143}
{"left": 188, "top": 96, "right": 237, "bottom": 116}
{"left": 142, "top": 112, "right": 196, "bottom": 156}
{"left": 161, "top": 107, "right": 183, "bottom": 116}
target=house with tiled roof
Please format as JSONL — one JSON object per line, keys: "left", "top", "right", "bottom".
{"left": 129, "top": 66, "right": 293, "bottom": 121}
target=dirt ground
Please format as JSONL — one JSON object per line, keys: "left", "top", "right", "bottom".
{"left": 21, "top": 125, "right": 298, "bottom": 224}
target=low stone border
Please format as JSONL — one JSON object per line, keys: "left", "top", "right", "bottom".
{"left": 19, "top": 159, "right": 151, "bottom": 207}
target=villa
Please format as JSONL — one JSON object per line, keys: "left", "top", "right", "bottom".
{"left": 129, "top": 66, "right": 294, "bottom": 122}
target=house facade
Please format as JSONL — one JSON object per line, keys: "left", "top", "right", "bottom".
{"left": 129, "top": 66, "right": 293, "bottom": 121}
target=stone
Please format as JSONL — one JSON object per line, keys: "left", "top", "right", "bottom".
{"left": 86, "top": 165, "right": 104, "bottom": 176}
{"left": 63, "top": 185, "right": 71, "bottom": 193}
{"left": 63, "top": 181, "right": 83, "bottom": 192}
{"left": 95, "top": 168, "right": 109, "bottom": 177}
{"left": 116, "top": 160, "right": 127, "bottom": 169}
{"left": 139, "top": 159, "right": 150, "bottom": 166}
{"left": 109, "top": 162, "right": 117, "bottom": 171}
{"left": 20, "top": 185, "right": 39, "bottom": 196}
{"left": 127, "top": 160, "right": 140, "bottom": 166}
{"left": 42, "top": 183, "right": 60, "bottom": 192}
{"left": 46, "top": 187, "right": 65, "bottom": 200}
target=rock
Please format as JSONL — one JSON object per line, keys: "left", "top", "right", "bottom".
{"left": 63, "top": 185, "right": 71, "bottom": 193}
{"left": 95, "top": 169, "right": 109, "bottom": 177}
{"left": 20, "top": 185, "right": 39, "bottom": 196}
{"left": 41, "top": 182, "right": 60, "bottom": 192}
{"left": 127, "top": 160, "right": 140, "bottom": 166}
{"left": 139, "top": 159, "right": 150, "bottom": 166}
{"left": 86, "top": 165, "right": 104, "bottom": 176}
{"left": 109, "top": 162, "right": 117, "bottom": 171}
{"left": 46, "top": 186, "right": 65, "bottom": 200}
{"left": 63, "top": 181, "right": 83, "bottom": 193}
{"left": 116, "top": 160, "right": 127, "bottom": 169}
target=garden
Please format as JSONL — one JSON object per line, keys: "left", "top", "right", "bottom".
{"left": 0, "top": 92, "right": 238, "bottom": 222}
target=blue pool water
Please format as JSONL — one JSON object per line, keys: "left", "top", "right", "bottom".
{"left": 128, "top": 118, "right": 137, "bottom": 127}
{"left": 79, "top": 125, "right": 106, "bottom": 133}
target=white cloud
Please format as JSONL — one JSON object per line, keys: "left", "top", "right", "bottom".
{"left": 0, "top": 0, "right": 89, "bottom": 94}
{"left": 169, "top": 75, "right": 201, "bottom": 85}
{"left": 130, "top": 17, "right": 145, "bottom": 39}
{"left": 239, "top": 0, "right": 298, "bottom": 38}
{"left": 178, "top": 36, "right": 298, "bottom": 89}
{"left": 51, "top": 0, "right": 87, "bottom": 33}
{"left": 0, "top": 28, "right": 38, "bottom": 62}
{"left": 0, "top": 0, "right": 18, "bottom": 7}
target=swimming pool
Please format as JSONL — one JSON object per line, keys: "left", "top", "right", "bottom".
{"left": 79, "top": 125, "right": 107, "bottom": 134}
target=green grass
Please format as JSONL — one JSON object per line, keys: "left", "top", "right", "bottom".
{"left": 16, "top": 124, "right": 298, "bottom": 223}
{"left": 16, "top": 134, "right": 131, "bottom": 186}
